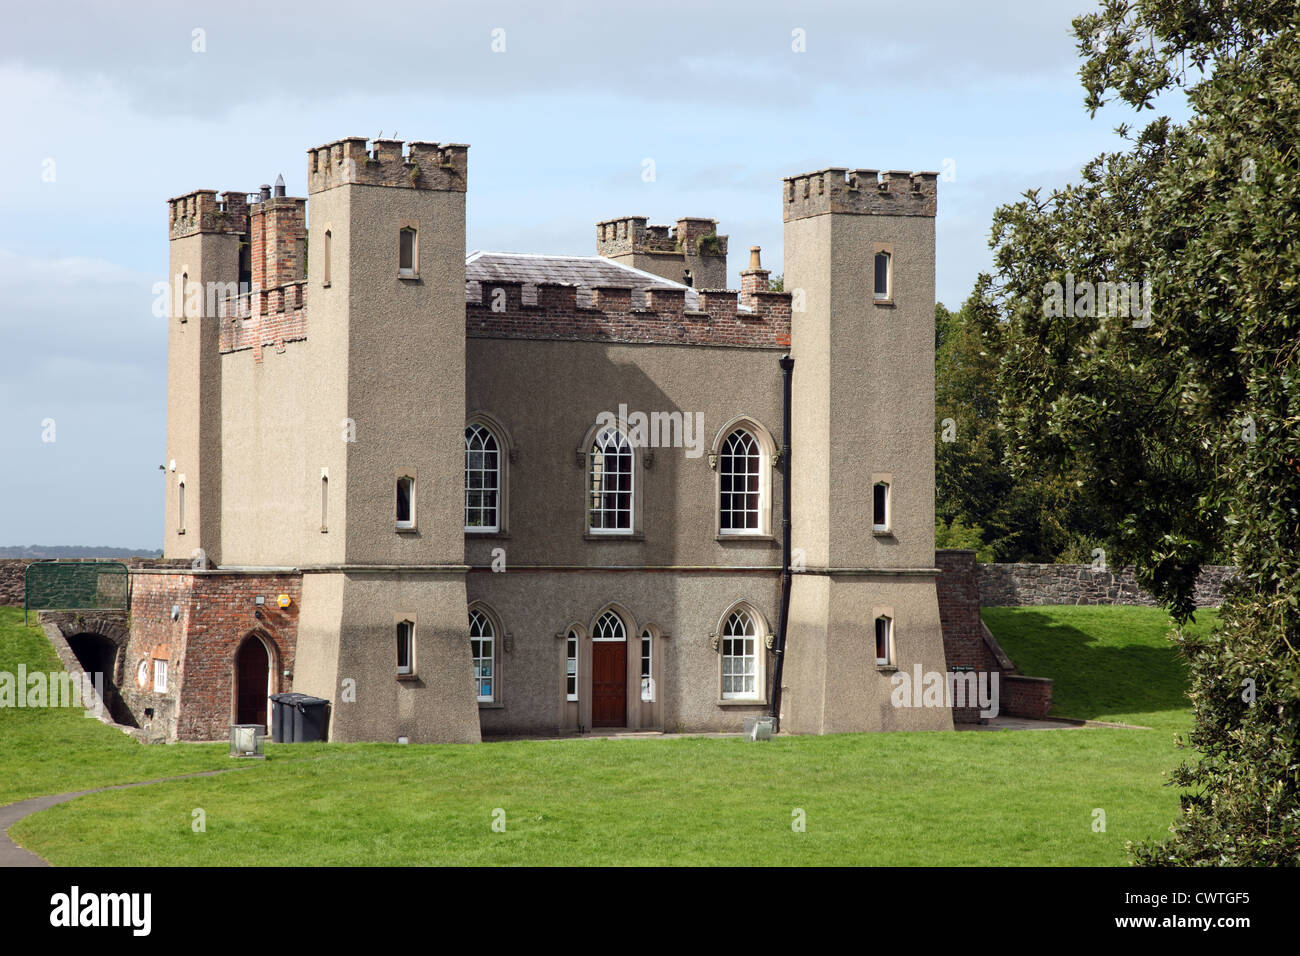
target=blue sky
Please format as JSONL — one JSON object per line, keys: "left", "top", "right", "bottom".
{"left": 0, "top": 0, "right": 1186, "bottom": 549}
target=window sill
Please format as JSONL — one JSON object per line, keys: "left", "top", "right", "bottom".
{"left": 584, "top": 531, "right": 644, "bottom": 542}
{"left": 717, "top": 698, "right": 768, "bottom": 707}
{"left": 873, "top": 298, "right": 894, "bottom": 307}
{"left": 396, "top": 526, "right": 418, "bottom": 534}
{"left": 478, "top": 701, "right": 505, "bottom": 710}
{"left": 396, "top": 673, "right": 419, "bottom": 682}
{"left": 717, "top": 533, "right": 777, "bottom": 543}
{"left": 466, "top": 529, "right": 508, "bottom": 538}
{"left": 876, "top": 664, "right": 897, "bottom": 673}
{"left": 397, "top": 273, "right": 421, "bottom": 282}
{"left": 872, "top": 529, "right": 894, "bottom": 538}
{"left": 322, "top": 281, "right": 331, "bottom": 289}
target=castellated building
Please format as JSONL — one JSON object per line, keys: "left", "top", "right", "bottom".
{"left": 128, "top": 136, "right": 953, "bottom": 743}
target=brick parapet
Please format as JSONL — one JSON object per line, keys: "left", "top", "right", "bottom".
{"left": 218, "top": 282, "right": 308, "bottom": 362}
{"left": 465, "top": 284, "right": 790, "bottom": 348}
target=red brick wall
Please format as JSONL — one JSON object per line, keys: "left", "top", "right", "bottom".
{"left": 466, "top": 282, "right": 791, "bottom": 348}
{"left": 936, "top": 549, "right": 1055, "bottom": 722}
{"left": 1002, "top": 675, "right": 1053, "bottom": 720}
{"left": 128, "top": 570, "right": 301, "bottom": 741}
{"left": 936, "top": 550, "right": 992, "bottom": 722}
{"left": 218, "top": 283, "right": 307, "bottom": 363}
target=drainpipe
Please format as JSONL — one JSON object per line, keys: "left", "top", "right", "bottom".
{"left": 770, "top": 354, "right": 795, "bottom": 731}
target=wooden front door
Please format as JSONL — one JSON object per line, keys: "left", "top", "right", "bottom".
{"left": 592, "top": 641, "right": 627, "bottom": 727}
{"left": 235, "top": 636, "right": 269, "bottom": 727}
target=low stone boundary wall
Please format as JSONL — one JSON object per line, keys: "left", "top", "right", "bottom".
{"left": 978, "top": 563, "right": 1236, "bottom": 608}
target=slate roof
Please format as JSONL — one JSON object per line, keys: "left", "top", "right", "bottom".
{"left": 465, "top": 251, "right": 707, "bottom": 310}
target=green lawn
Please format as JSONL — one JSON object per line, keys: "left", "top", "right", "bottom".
{"left": 981, "top": 604, "right": 1218, "bottom": 732}
{"left": 2, "top": 603, "right": 1212, "bottom": 866}
{"left": 0, "top": 607, "right": 234, "bottom": 805}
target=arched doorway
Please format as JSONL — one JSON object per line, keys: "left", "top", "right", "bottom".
{"left": 66, "top": 632, "right": 131, "bottom": 725}
{"left": 590, "top": 609, "right": 628, "bottom": 728}
{"left": 234, "top": 635, "right": 271, "bottom": 729}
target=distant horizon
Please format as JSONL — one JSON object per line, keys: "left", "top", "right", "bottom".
{"left": 0, "top": 545, "right": 163, "bottom": 558}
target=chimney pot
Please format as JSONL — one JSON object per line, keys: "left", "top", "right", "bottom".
{"left": 259, "top": 184, "right": 271, "bottom": 202}
{"left": 748, "top": 246, "right": 762, "bottom": 271}
{"left": 274, "top": 174, "right": 286, "bottom": 197}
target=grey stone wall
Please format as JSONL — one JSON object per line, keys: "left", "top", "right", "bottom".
{"left": 978, "top": 563, "right": 1237, "bottom": 608}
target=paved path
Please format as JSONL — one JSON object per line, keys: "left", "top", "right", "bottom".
{"left": 0, "top": 769, "right": 238, "bottom": 867}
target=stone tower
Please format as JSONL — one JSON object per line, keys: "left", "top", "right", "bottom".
{"left": 287, "top": 137, "right": 481, "bottom": 742}
{"left": 164, "top": 189, "right": 247, "bottom": 566}
{"left": 779, "top": 168, "right": 952, "bottom": 733}
{"left": 595, "top": 216, "right": 728, "bottom": 288}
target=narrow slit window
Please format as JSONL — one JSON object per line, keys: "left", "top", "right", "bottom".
{"left": 566, "top": 629, "right": 578, "bottom": 701}
{"left": 397, "top": 620, "right": 414, "bottom": 676}
{"left": 320, "top": 474, "right": 328, "bottom": 531}
{"left": 399, "top": 227, "right": 416, "bottom": 276}
{"left": 396, "top": 476, "right": 414, "bottom": 529}
{"left": 177, "top": 477, "right": 186, "bottom": 534}
{"left": 323, "top": 230, "right": 332, "bottom": 286}
{"left": 873, "top": 481, "right": 890, "bottom": 532}
{"left": 874, "top": 251, "right": 891, "bottom": 300}
{"left": 640, "top": 628, "right": 654, "bottom": 702}
{"left": 875, "top": 616, "right": 893, "bottom": 666}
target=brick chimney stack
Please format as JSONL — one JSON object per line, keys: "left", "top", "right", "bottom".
{"left": 250, "top": 177, "right": 306, "bottom": 291}
{"left": 740, "top": 245, "right": 771, "bottom": 309}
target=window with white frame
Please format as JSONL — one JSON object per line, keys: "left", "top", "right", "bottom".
{"left": 872, "top": 481, "right": 890, "bottom": 533}
{"left": 396, "top": 475, "right": 415, "bottom": 529}
{"left": 721, "top": 609, "right": 759, "bottom": 699}
{"left": 465, "top": 424, "right": 500, "bottom": 532}
{"left": 588, "top": 427, "right": 633, "bottom": 532}
{"left": 153, "top": 659, "right": 168, "bottom": 693}
{"left": 399, "top": 227, "right": 417, "bottom": 276}
{"left": 875, "top": 615, "right": 893, "bottom": 666}
{"left": 640, "top": 628, "right": 654, "bottom": 702}
{"left": 593, "top": 610, "right": 625, "bottom": 642}
{"left": 566, "top": 629, "right": 578, "bottom": 702}
{"left": 874, "top": 251, "right": 891, "bottom": 300}
{"left": 397, "top": 620, "right": 414, "bottom": 676}
{"left": 719, "top": 427, "right": 763, "bottom": 533}
{"left": 470, "top": 609, "right": 495, "bottom": 702}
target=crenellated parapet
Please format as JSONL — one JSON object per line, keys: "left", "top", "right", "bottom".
{"left": 596, "top": 216, "right": 728, "bottom": 259}
{"left": 168, "top": 189, "right": 250, "bottom": 239}
{"left": 308, "top": 137, "right": 469, "bottom": 194}
{"left": 218, "top": 282, "right": 308, "bottom": 363}
{"left": 465, "top": 283, "right": 789, "bottom": 348}
{"left": 782, "top": 168, "right": 938, "bottom": 221}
